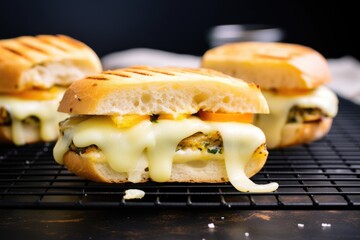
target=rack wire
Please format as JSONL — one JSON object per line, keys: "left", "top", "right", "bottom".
{"left": 0, "top": 97, "right": 359, "bottom": 209}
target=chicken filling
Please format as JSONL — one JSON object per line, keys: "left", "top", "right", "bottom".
{"left": 287, "top": 106, "right": 327, "bottom": 124}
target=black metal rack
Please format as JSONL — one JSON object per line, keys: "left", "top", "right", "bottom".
{"left": 0, "top": 97, "right": 359, "bottom": 209}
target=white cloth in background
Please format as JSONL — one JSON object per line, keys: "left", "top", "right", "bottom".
{"left": 327, "top": 56, "right": 360, "bottom": 105}
{"left": 102, "top": 48, "right": 360, "bottom": 105}
{"left": 101, "top": 48, "right": 201, "bottom": 69}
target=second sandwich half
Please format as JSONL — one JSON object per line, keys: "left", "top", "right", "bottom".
{"left": 53, "top": 66, "right": 278, "bottom": 192}
{"left": 0, "top": 34, "right": 102, "bottom": 145}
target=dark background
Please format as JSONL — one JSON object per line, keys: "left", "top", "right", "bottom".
{"left": 0, "top": 0, "right": 358, "bottom": 59}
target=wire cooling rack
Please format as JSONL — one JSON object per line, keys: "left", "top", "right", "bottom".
{"left": 0, "top": 97, "right": 359, "bottom": 209}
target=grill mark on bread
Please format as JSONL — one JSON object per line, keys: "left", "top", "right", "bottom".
{"left": 87, "top": 76, "right": 109, "bottom": 80}
{"left": 131, "top": 66, "right": 221, "bottom": 77}
{"left": 57, "top": 35, "right": 85, "bottom": 48}
{"left": 0, "top": 45, "right": 33, "bottom": 61}
{"left": 17, "top": 41, "right": 49, "bottom": 55}
{"left": 36, "top": 36, "right": 69, "bottom": 52}
{"left": 169, "top": 67, "right": 222, "bottom": 77}
{"left": 131, "top": 66, "right": 176, "bottom": 76}
{"left": 103, "top": 71, "right": 131, "bottom": 78}
{"left": 123, "top": 69, "right": 154, "bottom": 76}
{"left": 144, "top": 69, "right": 175, "bottom": 76}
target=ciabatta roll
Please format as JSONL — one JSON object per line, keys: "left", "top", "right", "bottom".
{"left": 202, "top": 42, "right": 338, "bottom": 148}
{"left": 53, "top": 66, "right": 278, "bottom": 193}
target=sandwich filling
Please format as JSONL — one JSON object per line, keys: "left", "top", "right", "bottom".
{"left": 54, "top": 114, "right": 279, "bottom": 193}
{"left": 0, "top": 87, "right": 68, "bottom": 145}
{"left": 255, "top": 86, "right": 338, "bottom": 148}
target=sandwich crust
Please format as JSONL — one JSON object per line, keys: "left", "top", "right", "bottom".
{"left": 58, "top": 66, "right": 269, "bottom": 115}
{"left": 0, "top": 34, "right": 102, "bottom": 93}
{"left": 0, "top": 123, "right": 40, "bottom": 144}
{"left": 279, "top": 117, "right": 333, "bottom": 148}
{"left": 63, "top": 146, "right": 267, "bottom": 183}
{"left": 201, "top": 42, "right": 330, "bottom": 90}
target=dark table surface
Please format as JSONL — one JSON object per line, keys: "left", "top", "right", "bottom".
{"left": 1, "top": 98, "right": 359, "bottom": 239}
{"left": 1, "top": 209, "right": 359, "bottom": 240}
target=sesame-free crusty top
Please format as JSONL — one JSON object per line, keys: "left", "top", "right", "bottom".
{"left": 0, "top": 34, "right": 102, "bottom": 93}
{"left": 202, "top": 42, "right": 331, "bottom": 90}
{"left": 58, "top": 66, "right": 269, "bottom": 115}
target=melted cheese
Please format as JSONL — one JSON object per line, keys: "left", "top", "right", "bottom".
{"left": 0, "top": 88, "right": 68, "bottom": 145}
{"left": 255, "top": 86, "right": 338, "bottom": 148}
{"left": 54, "top": 116, "right": 278, "bottom": 193}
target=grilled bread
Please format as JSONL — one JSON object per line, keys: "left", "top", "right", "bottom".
{"left": 0, "top": 34, "right": 102, "bottom": 93}
{"left": 0, "top": 34, "right": 102, "bottom": 145}
{"left": 54, "top": 66, "right": 278, "bottom": 193}
{"left": 202, "top": 42, "right": 338, "bottom": 148}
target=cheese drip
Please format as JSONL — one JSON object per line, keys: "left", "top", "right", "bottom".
{"left": 255, "top": 86, "right": 338, "bottom": 148}
{"left": 0, "top": 88, "right": 68, "bottom": 145}
{"left": 54, "top": 116, "right": 278, "bottom": 192}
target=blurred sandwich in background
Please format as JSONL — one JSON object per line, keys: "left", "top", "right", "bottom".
{"left": 202, "top": 42, "right": 338, "bottom": 148}
{"left": 0, "top": 34, "right": 102, "bottom": 145}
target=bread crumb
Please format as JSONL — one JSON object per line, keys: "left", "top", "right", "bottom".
{"left": 123, "top": 189, "right": 145, "bottom": 200}
{"left": 208, "top": 223, "right": 215, "bottom": 229}
{"left": 321, "top": 223, "right": 331, "bottom": 228}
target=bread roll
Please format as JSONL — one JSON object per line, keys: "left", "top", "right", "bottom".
{"left": 201, "top": 42, "right": 330, "bottom": 90}
{"left": 63, "top": 145, "right": 268, "bottom": 184}
{"left": 0, "top": 34, "right": 102, "bottom": 93}
{"left": 201, "top": 42, "right": 338, "bottom": 148}
{"left": 58, "top": 66, "right": 269, "bottom": 115}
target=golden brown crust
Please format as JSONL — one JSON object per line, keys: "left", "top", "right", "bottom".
{"left": 63, "top": 151, "right": 122, "bottom": 183}
{"left": 58, "top": 66, "right": 269, "bottom": 115}
{"left": 62, "top": 146, "right": 267, "bottom": 183}
{"left": 201, "top": 42, "right": 331, "bottom": 90}
{"left": 277, "top": 118, "right": 333, "bottom": 148}
{"left": 0, "top": 34, "right": 102, "bottom": 93}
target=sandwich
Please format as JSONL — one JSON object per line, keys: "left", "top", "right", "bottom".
{"left": 0, "top": 34, "right": 102, "bottom": 145}
{"left": 201, "top": 42, "right": 338, "bottom": 149}
{"left": 53, "top": 66, "right": 279, "bottom": 193}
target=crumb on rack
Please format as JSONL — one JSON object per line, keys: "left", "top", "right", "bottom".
{"left": 321, "top": 223, "right": 331, "bottom": 228}
{"left": 123, "top": 189, "right": 145, "bottom": 200}
{"left": 208, "top": 223, "right": 215, "bottom": 229}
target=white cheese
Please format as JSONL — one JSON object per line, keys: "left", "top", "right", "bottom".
{"left": 53, "top": 116, "right": 279, "bottom": 193}
{"left": 255, "top": 86, "right": 338, "bottom": 148}
{"left": 0, "top": 88, "right": 68, "bottom": 145}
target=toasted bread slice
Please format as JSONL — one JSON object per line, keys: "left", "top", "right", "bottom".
{"left": 0, "top": 34, "right": 102, "bottom": 92}
{"left": 63, "top": 143, "right": 268, "bottom": 184}
{"left": 201, "top": 42, "right": 330, "bottom": 90}
{"left": 58, "top": 66, "right": 269, "bottom": 115}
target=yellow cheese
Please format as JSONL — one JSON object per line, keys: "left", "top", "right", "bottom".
{"left": 54, "top": 116, "right": 278, "bottom": 192}
{"left": 0, "top": 88, "right": 68, "bottom": 145}
{"left": 255, "top": 86, "right": 338, "bottom": 148}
